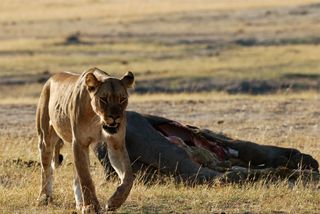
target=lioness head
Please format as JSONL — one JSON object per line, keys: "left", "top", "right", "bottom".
{"left": 85, "top": 67, "right": 134, "bottom": 134}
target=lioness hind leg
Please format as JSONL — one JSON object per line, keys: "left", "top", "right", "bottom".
{"left": 38, "top": 125, "right": 59, "bottom": 205}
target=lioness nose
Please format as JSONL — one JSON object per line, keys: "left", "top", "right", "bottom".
{"left": 106, "top": 115, "right": 121, "bottom": 123}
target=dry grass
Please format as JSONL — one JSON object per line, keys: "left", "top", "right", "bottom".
{"left": 1, "top": 0, "right": 316, "bottom": 22}
{"left": 0, "top": 0, "right": 320, "bottom": 79}
{"left": 1, "top": 162, "right": 319, "bottom": 213}
{"left": 1, "top": 92, "right": 320, "bottom": 213}
{"left": 1, "top": 0, "right": 320, "bottom": 213}
{"left": 1, "top": 159, "right": 319, "bottom": 213}
{"left": 1, "top": 40, "right": 320, "bottom": 80}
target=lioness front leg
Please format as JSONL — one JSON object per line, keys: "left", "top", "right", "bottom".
{"left": 106, "top": 141, "right": 134, "bottom": 211}
{"left": 73, "top": 141, "right": 101, "bottom": 213}
{"left": 73, "top": 170, "right": 83, "bottom": 210}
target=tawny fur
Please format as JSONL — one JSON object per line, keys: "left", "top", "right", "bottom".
{"left": 36, "top": 67, "right": 135, "bottom": 213}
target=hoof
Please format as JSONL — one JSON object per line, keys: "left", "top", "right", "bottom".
{"left": 37, "top": 194, "right": 52, "bottom": 206}
{"left": 106, "top": 203, "right": 120, "bottom": 212}
{"left": 82, "top": 204, "right": 101, "bottom": 214}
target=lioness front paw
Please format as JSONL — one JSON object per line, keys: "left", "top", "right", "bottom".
{"left": 106, "top": 184, "right": 131, "bottom": 211}
{"left": 76, "top": 202, "right": 83, "bottom": 211}
{"left": 37, "top": 194, "right": 52, "bottom": 206}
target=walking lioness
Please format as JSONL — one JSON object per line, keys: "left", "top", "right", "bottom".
{"left": 36, "top": 67, "right": 134, "bottom": 213}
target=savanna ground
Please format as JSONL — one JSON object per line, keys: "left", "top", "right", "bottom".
{"left": 0, "top": 0, "right": 320, "bottom": 213}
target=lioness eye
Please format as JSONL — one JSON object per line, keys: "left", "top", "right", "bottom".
{"left": 120, "top": 97, "right": 127, "bottom": 104}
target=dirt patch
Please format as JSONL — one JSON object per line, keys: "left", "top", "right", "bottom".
{"left": 55, "top": 32, "right": 95, "bottom": 46}
{"left": 234, "top": 37, "right": 320, "bottom": 47}
{"left": 1, "top": 73, "right": 319, "bottom": 95}
{"left": 224, "top": 75, "right": 320, "bottom": 94}
{"left": 135, "top": 74, "right": 320, "bottom": 94}
{"left": 0, "top": 71, "right": 51, "bottom": 85}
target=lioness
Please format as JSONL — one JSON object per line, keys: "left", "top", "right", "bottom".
{"left": 36, "top": 67, "right": 135, "bottom": 213}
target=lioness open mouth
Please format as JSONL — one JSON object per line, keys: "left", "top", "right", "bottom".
{"left": 102, "top": 123, "right": 120, "bottom": 134}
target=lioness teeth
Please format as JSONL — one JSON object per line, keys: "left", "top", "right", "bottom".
{"left": 104, "top": 124, "right": 119, "bottom": 128}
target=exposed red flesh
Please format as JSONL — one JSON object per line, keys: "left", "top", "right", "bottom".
{"left": 155, "top": 122, "right": 226, "bottom": 160}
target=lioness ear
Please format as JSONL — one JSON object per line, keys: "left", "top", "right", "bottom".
{"left": 121, "top": 71, "right": 134, "bottom": 88}
{"left": 85, "top": 72, "right": 100, "bottom": 92}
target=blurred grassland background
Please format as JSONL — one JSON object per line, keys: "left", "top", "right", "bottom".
{"left": 1, "top": 0, "right": 320, "bottom": 100}
{"left": 0, "top": 0, "right": 320, "bottom": 213}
